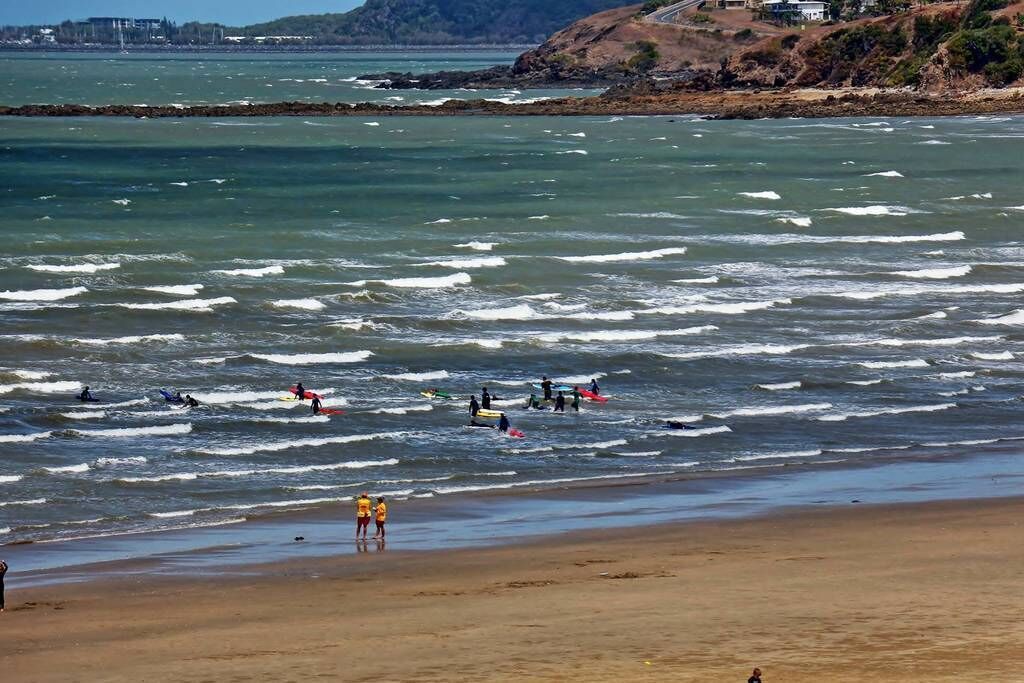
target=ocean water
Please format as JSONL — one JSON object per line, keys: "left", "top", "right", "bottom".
{"left": 2, "top": 111, "right": 1024, "bottom": 545}
{"left": 0, "top": 51, "right": 594, "bottom": 107}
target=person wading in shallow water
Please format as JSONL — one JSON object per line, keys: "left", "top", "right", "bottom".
{"left": 373, "top": 497, "right": 387, "bottom": 540}
{"left": 356, "top": 492, "right": 372, "bottom": 540}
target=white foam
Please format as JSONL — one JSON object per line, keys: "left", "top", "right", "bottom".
{"left": 212, "top": 265, "right": 284, "bottom": 277}
{"left": 45, "top": 463, "right": 89, "bottom": 474}
{"left": 0, "top": 498, "right": 46, "bottom": 507}
{"left": 540, "top": 325, "right": 716, "bottom": 343}
{"left": 75, "top": 423, "right": 192, "bottom": 438}
{"left": 977, "top": 310, "right": 1024, "bottom": 326}
{"left": 73, "top": 334, "right": 184, "bottom": 345}
{"left": 94, "top": 456, "right": 147, "bottom": 467}
{"left": 864, "top": 171, "right": 904, "bottom": 177}
{"left": 28, "top": 263, "right": 119, "bottom": 273}
{"left": 776, "top": 217, "right": 813, "bottom": 228}
{"left": 431, "top": 472, "right": 653, "bottom": 495}
{"left": 0, "top": 431, "right": 52, "bottom": 443}
{"left": 644, "top": 298, "right": 790, "bottom": 317}
{"left": 116, "top": 296, "right": 236, "bottom": 311}
{"left": 251, "top": 351, "right": 373, "bottom": 365}
{"left": 818, "top": 403, "right": 956, "bottom": 422}
{"left": 143, "top": 284, "right": 204, "bottom": 296}
{"left": 9, "top": 370, "right": 51, "bottom": 380}
{"left": 0, "top": 286, "right": 87, "bottom": 301}
{"left": 112, "top": 198, "right": 131, "bottom": 205}
{"left": 938, "top": 371, "right": 975, "bottom": 379}
{"left": 673, "top": 276, "right": 719, "bottom": 284}
{"left": 858, "top": 359, "right": 929, "bottom": 369}
{"left": 198, "top": 430, "right": 408, "bottom": 457}
{"left": 454, "top": 241, "right": 496, "bottom": 251}
{"left": 0, "top": 475, "right": 23, "bottom": 484}
{"left": 367, "top": 404, "right": 434, "bottom": 415}
{"left": 823, "top": 205, "right": 917, "bottom": 216}
{"left": 732, "top": 449, "right": 822, "bottom": 462}
{"left": 419, "top": 256, "right": 506, "bottom": 269}
{"left": 891, "top": 265, "right": 971, "bottom": 279}
{"left": 738, "top": 191, "right": 781, "bottom": 200}
{"left": 369, "top": 272, "right": 471, "bottom": 289}
{"left": 60, "top": 411, "right": 106, "bottom": 419}
{"left": 0, "top": 380, "right": 81, "bottom": 395}
{"left": 756, "top": 381, "right": 802, "bottom": 391}
{"left": 457, "top": 304, "right": 540, "bottom": 321}
{"left": 847, "top": 379, "right": 884, "bottom": 386}
{"left": 555, "top": 247, "right": 687, "bottom": 263}
{"left": 383, "top": 370, "right": 450, "bottom": 381}
{"left": 249, "top": 415, "right": 331, "bottom": 424}
{"left": 271, "top": 298, "right": 325, "bottom": 311}
{"left": 710, "top": 403, "right": 832, "bottom": 419}
{"left": 970, "top": 351, "right": 1013, "bottom": 360}
{"left": 656, "top": 425, "right": 732, "bottom": 437}
{"left": 665, "top": 343, "right": 808, "bottom": 360}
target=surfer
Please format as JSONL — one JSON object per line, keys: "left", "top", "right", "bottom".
{"left": 172, "top": 391, "right": 182, "bottom": 403}
{"left": 78, "top": 386, "right": 95, "bottom": 402}
{"left": 523, "top": 393, "right": 541, "bottom": 410}
{"left": 589, "top": 378, "right": 600, "bottom": 396}
{"left": 356, "top": 492, "right": 372, "bottom": 540}
{"left": 554, "top": 391, "right": 565, "bottom": 413}
{"left": 311, "top": 395, "right": 322, "bottom": 414}
{"left": 666, "top": 421, "right": 693, "bottom": 430}
{"left": 373, "top": 497, "right": 387, "bottom": 540}
{"left": 571, "top": 390, "right": 581, "bottom": 412}
{"left": 481, "top": 387, "right": 491, "bottom": 410}
{"left": 541, "top": 376, "right": 553, "bottom": 401}
{"left": 184, "top": 394, "right": 200, "bottom": 408}
{"left": 498, "top": 414, "right": 510, "bottom": 433}
{"left": 469, "top": 395, "right": 480, "bottom": 418}
{"left": 295, "top": 381, "right": 306, "bottom": 402}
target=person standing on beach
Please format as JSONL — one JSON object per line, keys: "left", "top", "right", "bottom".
{"left": 541, "top": 376, "right": 553, "bottom": 401}
{"left": 748, "top": 667, "right": 762, "bottom": 683}
{"left": 373, "top": 497, "right": 387, "bottom": 540}
{"left": 469, "top": 395, "right": 480, "bottom": 418}
{"left": 0, "top": 559, "right": 7, "bottom": 612}
{"left": 356, "top": 492, "right": 372, "bottom": 540}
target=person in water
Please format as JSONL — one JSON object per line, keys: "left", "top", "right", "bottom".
{"left": 469, "top": 395, "right": 480, "bottom": 418}
{"left": 172, "top": 391, "right": 183, "bottom": 403}
{"left": 589, "top": 378, "right": 600, "bottom": 396}
{"left": 184, "top": 394, "right": 200, "bottom": 408}
{"left": 78, "top": 386, "right": 94, "bottom": 402}
{"left": 541, "top": 376, "right": 553, "bottom": 401}
{"left": 666, "top": 421, "right": 692, "bottom": 430}
{"left": 571, "top": 390, "right": 581, "bottom": 413}
{"left": 481, "top": 387, "right": 491, "bottom": 410}
{"left": 498, "top": 414, "right": 510, "bottom": 433}
{"left": 356, "top": 492, "right": 372, "bottom": 540}
{"left": 554, "top": 391, "right": 565, "bottom": 413}
{"left": 295, "top": 382, "right": 306, "bottom": 401}
{"left": 373, "top": 497, "right": 387, "bottom": 540}
{"left": 311, "top": 395, "right": 322, "bottom": 414}
{"left": 523, "top": 393, "right": 542, "bottom": 410}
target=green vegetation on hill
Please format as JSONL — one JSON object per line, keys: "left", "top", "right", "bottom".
{"left": 243, "top": 0, "right": 631, "bottom": 45}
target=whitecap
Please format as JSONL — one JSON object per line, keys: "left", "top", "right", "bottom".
{"left": 539, "top": 325, "right": 715, "bottom": 343}
{"left": 0, "top": 381, "right": 81, "bottom": 395}
{"left": 823, "top": 205, "right": 918, "bottom": 216}
{"left": 858, "top": 359, "right": 929, "bottom": 369}
{"left": 891, "top": 265, "right": 971, "bottom": 279}
{"left": 456, "top": 304, "right": 539, "bottom": 321}
{"left": 555, "top": 247, "right": 686, "bottom": 263}
{"left": 0, "top": 286, "right": 87, "bottom": 301}
{"left": 738, "top": 191, "right": 781, "bottom": 200}
{"left": 0, "top": 431, "right": 53, "bottom": 443}
{"left": 143, "top": 284, "right": 204, "bottom": 296}
{"left": 665, "top": 343, "right": 808, "bottom": 360}
{"left": 198, "top": 431, "right": 407, "bottom": 457}
{"left": 819, "top": 403, "right": 956, "bottom": 422}
{"left": 673, "top": 276, "right": 719, "bottom": 284}
{"left": 27, "top": 263, "right": 119, "bottom": 274}
{"left": 418, "top": 256, "right": 506, "bottom": 269}
{"left": 0, "top": 476, "right": 23, "bottom": 484}
{"left": 382, "top": 370, "right": 450, "bottom": 381}
{"left": 970, "top": 351, "right": 1013, "bottom": 360}
{"left": 115, "top": 296, "right": 236, "bottom": 312}
{"left": 212, "top": 265, "right": 284, "bottom": 277}
{"left": 453, "top": 241, "right": 496, "bottom": 251}
{"left": 60, "top": 411, "right": 106, "bottom": 419}
{"left": 710, "top": 403, "right": 832, "bottom": 419}
{"left": 0, "top": 498, "right": 46, "bottom": 507}
{"left": 365, "top": 272, "right": 471, "bottom": 289}
{"left": 776, "top": 217, "right": 813, "bottom": 228}
{"left": 756, "top": 381, "right": 802, "bottom": 391}
{"left": 75, "top": 423, "right": 192, "bottom": 437}
{"left": 977, "top": 310, "right": 1024, "bottom": 326}
{"left": 655, "top": 425, "right": 732, "bottom": 437}
{"left": 73, "top": 334, "right": 184, "bottom": 345}
{"left": 645, "top": 298, "right": 790, "bottom": 317}
{"left": 251, "top": 351, "right": 373, "bottom": 365}
{"left": 45, "top": 463, "right": 89, "bottom": 474}
{"left": 271, "top": 298, "right": 325, "bottom": 311}
{"left": 864, "top": 171, "right": 904, "bottom": 177}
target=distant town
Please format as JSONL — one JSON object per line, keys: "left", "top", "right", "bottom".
{"left": 0, "top": 16, "right": 310, "bottom": 47}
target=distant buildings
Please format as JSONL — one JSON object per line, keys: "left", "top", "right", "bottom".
{"left": 760, "top": 0, "right": 829, "bottom": 20}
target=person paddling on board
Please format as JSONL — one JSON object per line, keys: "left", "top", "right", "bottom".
{"left": 173, "top": 391, "right": 183, "bottom": 403}
{"left": 498, "top": 414, "right": 510, "bottom": 433}
{"left": 469, "top": 395, "right": 480, "bottom": 419}
{"left": 78, "top": 386, "right": 95, "bottom": 402}
{"left": 541, "top": 376, "right": 553, "bottom": 401}
{"left": 295, "top": 382, "right": 306, "bottom": 402}
{"left": 481, "top": 387, "right": 491, "bottom": 410}
{"left": 589, "top": 378, "right": 600, "bottom": 396}
{"left": 184, "top": 394, "right": 200, "bottom": 408}
{"left": 311, "top": 395, "right": 322, "bottom": 414}
{"left": 554, "top": 391, "right": 565, "bottom": 413}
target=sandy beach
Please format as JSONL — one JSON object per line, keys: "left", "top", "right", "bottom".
{"left": 5, "top": 496, "right": 1024, "bottom": 681}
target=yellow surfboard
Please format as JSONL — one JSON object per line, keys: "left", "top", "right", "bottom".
{"left": 476, "top": 409, "right": 504, "bottom": 419}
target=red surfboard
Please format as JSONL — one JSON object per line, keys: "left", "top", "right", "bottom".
{"left": 578, "top": 388, "right": 608, "bottom": 403}
{"left": 318, "top": 408, "right": 345, "bottom": 416}
{"left": 507, "top": 428, "right": 525, "bottom": 438}
{"left": 289, "top": 385, "right": 323, "bottom": 400}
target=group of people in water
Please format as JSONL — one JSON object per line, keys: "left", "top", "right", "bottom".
{"left": 464, "top": 377, "right": 602, "bottom": 433}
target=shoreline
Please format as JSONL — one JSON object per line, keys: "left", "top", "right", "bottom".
{"left": 5, "top": 494, "right": 1024, "bottom": 680}
{"left": 7, "top": 445, "right": 1024, "bottom": 587}
{"left": 3, "top": 87, "right": 1024, "bottom": 119}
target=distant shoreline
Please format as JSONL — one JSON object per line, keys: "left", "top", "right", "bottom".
{"left": 3, "top": 88, "right": 1024, "bottom": 120}
{"left": 0, "top": 44, "right": 535, "bottom": 54}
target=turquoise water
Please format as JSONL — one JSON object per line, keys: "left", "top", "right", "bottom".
{"left": 0, "top": 51, "right": 596, "bottom": 107}
{"left": 2, "top": 112, "right": 1024, "bottom": 545}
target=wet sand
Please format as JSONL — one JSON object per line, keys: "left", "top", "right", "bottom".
{"left": 5, "top": 496, "right": 1024, "bottom": 682}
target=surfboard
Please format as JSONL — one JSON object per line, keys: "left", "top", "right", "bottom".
{"left": 278, "top": 395, "right": 300, "bottom": 402}
{"left": 579, "top": 388, "right": 608, "bottom": 403}
{"left": 507, "top": 428, "right": 525, "bottom": 438}
{"left": 289, "top": 386, "right": 322, "bottom": 400}
{"left": 475, "top": 408, "right": 504, "bottom": 419}
{"left": 532, "top": 383, "right": 574, "bottom": 393}
{"left": 421, "top": 390, "right": 453, "bottom": 400}
{"left": 159, "top": 389, "right": 183, "bottom": 403}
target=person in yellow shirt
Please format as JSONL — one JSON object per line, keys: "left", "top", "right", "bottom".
{"left": 373, "top": 497, "right": 388, "bottom": 540}
{"left": 356, "top": 492, "right": 372, "bottom": 540}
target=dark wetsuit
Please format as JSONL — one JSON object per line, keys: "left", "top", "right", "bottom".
{"left": 311, "top": 396, "right": 322, "bottom": 414}
{"left": 295, "top": 383, "right": 306, "bottom": 401}
{"left": 571, "top": 392, "right": 581, "bottom": 412}
{"left": 186, "top": 396, "right": 200, "bottom": 408}
{"left": 469, "top": 397, "right": 480, "bottom": 417}
{"left": 0, "top": 560, "right": 7, "bottom": 610}
{"left": 554, "top": 393, "right": 565, "bottom": 413}
{"left": 589, "top": 380, "right": 600, "bottom": 396}
{"left": 541, "top": 379, "right": 553, "bottom": 401}
{"left": 498, "top": 415, "right": 510, "bottom": 433}
{"left": 481, "top": 390, "right": 491, "bottom": 410}
{"left": 79, "top": 389, "right": 94, "bottom": 402}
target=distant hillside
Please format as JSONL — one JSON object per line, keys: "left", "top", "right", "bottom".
{"left": 242, "top": 0, "right": 632, "bottom": 44}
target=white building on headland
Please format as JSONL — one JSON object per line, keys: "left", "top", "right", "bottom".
{"left": 761, "top": 0, "right": 828, "bottom": 21}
